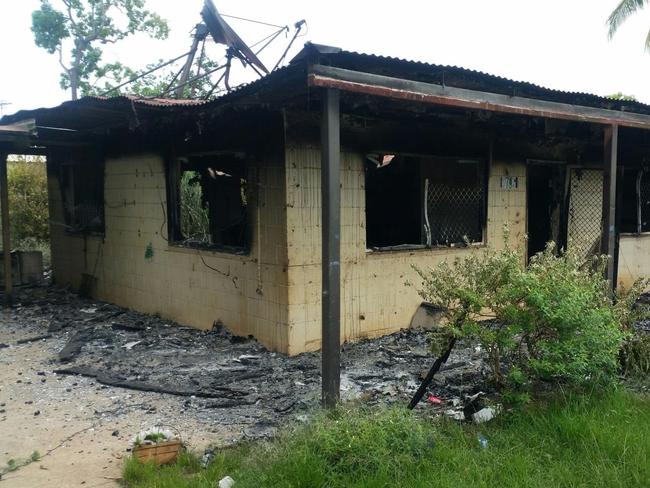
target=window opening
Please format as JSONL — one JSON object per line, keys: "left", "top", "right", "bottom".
{"left": 365, "top": 155, "right": 485, "bottom": 250}
{"left": 170, "top": 156, "right": 249, "bottom": 253}
{"left": 619, "top": 167, "right": 650, "bottom": 234}
{"left": 59, "top": 161, "right": 104, "bottom": 234}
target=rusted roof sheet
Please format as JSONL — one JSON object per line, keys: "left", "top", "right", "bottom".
{"left": 3, "top": 42, "right": 650, "bottom": 132}
{"left": 293, "top": 43, "right": 650, "bottom": 115}
{"left": 107, "top": 95, "right": 209, "bottom": 107}
{"left": 0, "top": 95, "right": 209, "bottom": 132}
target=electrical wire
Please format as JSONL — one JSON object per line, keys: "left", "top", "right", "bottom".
{"left": 99, "top": 51, "right": 192, "bottom": 96}
{"left": 220, "top": 13, "right": 285, "bottom": 29}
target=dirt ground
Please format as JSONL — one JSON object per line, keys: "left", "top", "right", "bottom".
{"left": 0, "top": 284, "right": 487, "bottom": 487}
{"left": 0, "top": 323, "right": 241, "bottom": 487}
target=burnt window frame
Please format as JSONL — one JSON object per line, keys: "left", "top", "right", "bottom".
{"left": 365, "top": 154, "right": 487, "bottom": 252}
{"left": 165, "top": 154, "right": 252, "bottom": 255}
{"left": 619, "top": 167, "right": 650, "bottom": 235}
{"left": 57, "top": 159, "right": 105, "bottom": 236}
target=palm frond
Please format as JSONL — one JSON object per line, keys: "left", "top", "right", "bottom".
{"left": 607, "top": 0, "right": 648, "bottom": 39}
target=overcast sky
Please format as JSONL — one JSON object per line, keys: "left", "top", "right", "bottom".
{"left": 2, "top": 0, "right": 650, "bottom": 115}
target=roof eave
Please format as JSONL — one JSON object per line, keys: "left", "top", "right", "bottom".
{"left": 308, "top": 64, "right": 650, "bottom": 130}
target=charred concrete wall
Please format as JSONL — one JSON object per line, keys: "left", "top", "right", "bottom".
{"left": 284, "top": 145, "right": 526, "bottom": 354}
{"left": 47, "top": 145, "right": 526, "bottom": 355}
{"left": 48, "top": 153, "right": 291, "bottom": 351}
{"left": 617, "top": 234, "right": 650, "bottom": 290}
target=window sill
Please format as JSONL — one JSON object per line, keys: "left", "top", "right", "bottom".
{"left": 365, "top": 242, "right": 485, "bottom": 256}
{"left": 619, "top": 232, "right": 650, "bottom": 238}
{"left": 64, "top": 230, "right": 105, "bottom": 238}
{"left": 166, "top": 242, "right": 249, "bottom": 258}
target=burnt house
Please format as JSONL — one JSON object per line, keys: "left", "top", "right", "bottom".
{"left": 2, "top": 43, "right": 650, "bottom": 355}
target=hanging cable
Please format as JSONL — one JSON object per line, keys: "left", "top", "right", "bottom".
{"left": 272, "top": 20, "right": 306, "bottom": 71}
{"left": 220, "top": 13, "right": 285, "bottom": 29}
{"left": 100, "top": 51, "right": 192, "bottom": 96}
{"left": 154, "top": 63, "right": 227, "bottom": 98}
{"left": 254, "top": 26, "right": 288, "bottom": 55}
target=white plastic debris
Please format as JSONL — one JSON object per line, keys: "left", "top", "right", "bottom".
{"left": 472, "top": 407, "right": 496, "bottom": 424}
{"left": 80, "top": 307, "right": 97, "bottom": 314}
{"left": 477, "top": 433, "right": 489, "bottom": 448}
{"left": 122, "top": 340, "right": 142, "bottom": 350}
{"left": 218, "top": 476, "right": 235, "bottom": 488}
{"left": 444, "top": 409, "right": 465, "bottom": 421}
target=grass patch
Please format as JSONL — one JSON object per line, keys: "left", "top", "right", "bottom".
{"left": 123, "top": 390, "right": 650, "bottom": 488}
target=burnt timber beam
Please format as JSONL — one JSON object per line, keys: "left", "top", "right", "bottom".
{"left": 601, "top": 125, "right": 618, "bottom": 288}
{"left": 0, "top": 151, "right": 12, "bottom": 303}
{"left": 308, "top": 65, "right": 650, "bottom": 130}
{"left": 320, "top": 88, "right": 341, "bottom": 408}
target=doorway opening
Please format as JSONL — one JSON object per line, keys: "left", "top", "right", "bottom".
{"left": 526, "top": 164, "right": 565, "bottom": 261}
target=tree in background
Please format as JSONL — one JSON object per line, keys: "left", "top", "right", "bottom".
{"left": 0, "top": 157, "right": 50, "bottom": 263}
{"left": 31, "top": 0, "right": 169, "bottom": 100}
{"left": 608, "top": 0, "right": 650, "bottom": 49}
{"left": 608, "top": 92, "right": 638, "bottom": 101}
{"left": 7, "top": 157, "right": 49, "bottom": 244}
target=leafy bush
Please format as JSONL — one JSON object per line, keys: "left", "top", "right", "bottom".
{"left": 621, "top": 332, "right": 650, "bottom": 377}
{"left": 413, "top": 233, "right": 521, "bottom": 382}
{"left": 615, "top": 279, "right": 650, "bottom": 378}
{"left": 414, "top": 237, "right": 632, "bottom": 394}
{"left": 6, "top": 158, "right": 49, "bottom": 243}
{"left": 180, "top": 171, "right": 209, "bottom": 242}
{"left": 510, "top": 245, "right": 625, "bottom": 386}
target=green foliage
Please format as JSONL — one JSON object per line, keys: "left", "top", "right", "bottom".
{"left": 0, "top": 158, "right": 51, "bottom": 264}
{"left": 143, "top": 432, "right": 167, "bottom": 443}
{"left": 511, "top": 245, "right": 625, "bottom": 386}
{"left": 100, "top": 58, "right": 225, "bottom": 99}
{"left": 621, "top": 332, "right": 650, "bottom": 376}
{"left": 7, "top": 158, "right": 49, "bottom": 243}
{"left": 122, "top": 391, "right": 650, "bottom": 488}
{"left": 608, "top": 92, "right": 638, "bottom": 101}
{"left": 31, "top": 0, "right": 169, "bottom": 99}
{"left": 607, "top": 0, "right": 650, "bottom": 51}
{"left": 412, "top": 230, "right": 524, "bottom": 385}
{"left": 180, "top": 171, "right": 210, "bottom": 243}
{"left": 414, "top": 238, "right": 631, "bottom": 393}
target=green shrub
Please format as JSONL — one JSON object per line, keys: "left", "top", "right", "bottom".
{"left": 179, "top": 171, "right": 209, "bottom": 242}
{"left": 414, "top": 237, "right": 630, "bottom": 394}
{"left": 621, "top": 332, "right": 650, "bottom": 377}
{"left": 7, "top": 158, "right": 49, "bottom": 243}
{"left": 614, "top": 279, "right": 650, "bottom": 378}
{"left": 412, "top": 233, "right": 522, "bottom": 383}
{"left": 508, "top": 244, "right": 626, "bottom": 386}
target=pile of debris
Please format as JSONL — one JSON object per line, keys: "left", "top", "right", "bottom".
{"left": 2, "top": 284, "right": 495, "bottom": 438}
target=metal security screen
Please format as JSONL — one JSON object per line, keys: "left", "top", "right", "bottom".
{"left": 566, "top": 168, "right": 603, "bottom": 259}
{"left": 423, "top": 159, "right": 484, "bottom": 246}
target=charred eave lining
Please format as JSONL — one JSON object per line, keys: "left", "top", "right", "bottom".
{"left": 308, "top": 65, "right": 650, "bottom": 131}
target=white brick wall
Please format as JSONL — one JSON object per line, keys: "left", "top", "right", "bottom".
{"left": 48, "top": 153, "right": 291, "bottom": 352}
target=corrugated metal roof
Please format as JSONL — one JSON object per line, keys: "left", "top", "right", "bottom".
{"left": 102, "top": 95, "right": 209, "bottom": 107}
{"left": 296, "top": 43, "right": 650, "bottom": 115}
{"left": 3, "top": 42, "right": 650, "bottom": 129}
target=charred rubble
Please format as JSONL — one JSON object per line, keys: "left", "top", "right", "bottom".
{"left": 2, "top": 284, "right": 492, "bottom": 438}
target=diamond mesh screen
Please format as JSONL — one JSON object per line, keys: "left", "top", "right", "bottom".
{"left": 567, "top": 169, "right": 603, "bottom": 259}
{"left": 425, "top": 176, "right": 484, "bottom": 246}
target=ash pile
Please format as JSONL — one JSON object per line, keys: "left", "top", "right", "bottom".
{"left": 3, "top": 284, "right": 492, "bottom": 436}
